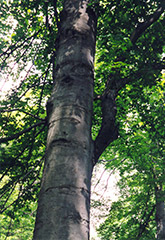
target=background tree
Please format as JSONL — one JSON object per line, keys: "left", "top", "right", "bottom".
{"left": 97, "top": 76, "right": 165, "bottom": 239}
{"left": 0, "top": 0, "right": 164, "bottom": 239}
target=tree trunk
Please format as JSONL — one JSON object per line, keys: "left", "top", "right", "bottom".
{"left": 33, "top": 1, "right": 97, "bottom": 239}
{"left": 155, "top": 187, "right": 165, "bottom": 240}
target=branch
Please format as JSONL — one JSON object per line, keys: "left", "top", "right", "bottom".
{"left": 94, "top": 90, "right": 118, "bottom": 163}
{"left": 3, "top": 63, "right": 50, "bottom": 109}
{"left": 130, "top": 3, "right": 164, "bottom": 44}
{"left": 4, "top": 218, "right": 12, "bottom": 240}
{"left": 0, "top": 144, "right": 29, "bottom": 183}
{"left": 0, "top": 29, "right": 41, "bottom": 59}
{"left": 94, "top": 75, "right": 129, "bottom": 164}
{"left": 136, "top": 205, "right": 156, "bottom": 240}
{"left": 0, "top": 183, "right": 16, "bottom": 211}
{"left": 0, "top": 30, "right": 42, "bottom": 73}
{"left": 0, "top": 120, "right": 46, "bottom": 143}
{"left": 53, "top": 0, "right": 60, "bottom": 30}
{"left": 98, "top": 157, "right": 118, "bottom": 163}
{"left": 93, "top": 2, "right": 164, "bottom": 164}
{"left": 0, "top": 108, "right": 44, "bottom": 121}
{"left": 0, "top": 156, "right": 44, "bottom": 214}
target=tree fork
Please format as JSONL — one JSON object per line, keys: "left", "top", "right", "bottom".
{"left": 33, "top": 1, "right": 97, "bottom": 239}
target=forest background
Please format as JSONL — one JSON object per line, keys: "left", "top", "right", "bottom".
{"left": 0, "top": 0, "right": 164, "bottom": 239}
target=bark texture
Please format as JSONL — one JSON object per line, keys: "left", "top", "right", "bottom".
{"left": 156, "top": 188, "right": 165, "bottom": 240}
{"left": 33, "top": 1, "right": 97, "bottom": 239}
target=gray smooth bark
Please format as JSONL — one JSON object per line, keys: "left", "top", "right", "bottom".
{"left": 33, "top": 0, "right": 97, "bottom": 239}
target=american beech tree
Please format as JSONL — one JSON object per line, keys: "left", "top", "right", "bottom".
{"left": 33, "top": 1, "right": 97, "bottom": 239}
{"left": 0, "top": 0, "right": 164, "bottom": 239}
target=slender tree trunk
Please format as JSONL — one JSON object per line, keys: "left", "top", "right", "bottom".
{"left": 155, "top": 187, "right": 165, "bottom": 240}
{"left": 33, "top": 1, "right": 97, "bottom": 239}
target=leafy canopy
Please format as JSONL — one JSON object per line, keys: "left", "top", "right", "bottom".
{"left": 0, "top": 0, "right": 164, "bottom": 239}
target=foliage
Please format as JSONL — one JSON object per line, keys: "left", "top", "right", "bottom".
{"left": 0, "top": 0, "right": 164, "bottom": 238}
{"left": 97, "top": 78, "right": 165, "bottom": 239}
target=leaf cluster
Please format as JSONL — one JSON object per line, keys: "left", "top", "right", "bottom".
{"left": 0, "top": 0, "right": 164, "bottom": 238}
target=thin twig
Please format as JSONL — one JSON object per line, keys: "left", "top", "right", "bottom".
{"left": 93, "top": 168, "right": 106, "bottom": 191}
{"left": 0, "top": 29, "right": 41, "bottom": 59}
{"left": 0, "top": 120, "right": 46, "bottom": 143}
{"left": 4, "top": 218, "right": 12, "bottom": 240}
{"left": 0, "top": 156, "right": 44, "bottom": 214}
{"left": 98, "top": 157, "right": 118, "bottom": 163}
{"left": 0, "top": 108, "right": 45, "bottom": 121}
